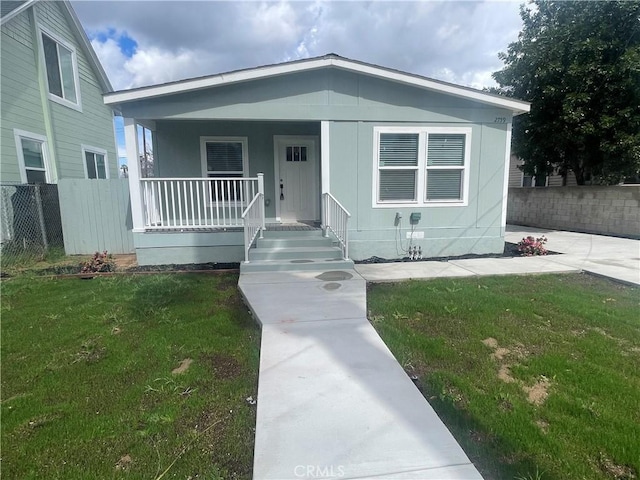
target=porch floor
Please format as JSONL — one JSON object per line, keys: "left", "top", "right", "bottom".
{"left": 144, "top": 222, "right": 320, "bottom": 233}
{"left": 238, "top": 268, "right": 482, "bottom": 479}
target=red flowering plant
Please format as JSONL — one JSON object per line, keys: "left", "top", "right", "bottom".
{"left": 80, "top": 251, "right": 114, "bottom": 273}
{"left": 517, "top": 236, "right": 548, "bottom": 256}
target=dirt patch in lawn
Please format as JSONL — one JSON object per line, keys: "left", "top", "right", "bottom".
{"left": 597, "top": 453, "right": 638, "bottom": 480}
{"left": 115, "top": 454, "right": 132, "bottom": 471}
{"left": 523, "top": 376, "right": 551, "bottom": 406}
{"left": 172, "top": 358, "right": 193, "bottom": 375}
{"left": 483, "top": 337, "right": 551, "bottom": 405}
{"left": 202, "top": 353, "right": 243, "bottom": 380}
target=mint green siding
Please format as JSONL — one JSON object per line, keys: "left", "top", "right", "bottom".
{"left": 1, "top": 9, "right": 46, "bottom": 183}
{"left": 123, "top": 68, "right": 512, "bottom": 262}
{"left": 119, "top": 69, "right": 511, "bottom": 124}
{"left": 1, "top": 2, "right": 117, "bottom": 183}
{"left": 328, "top": 121, "right": 508, "bottom": 259}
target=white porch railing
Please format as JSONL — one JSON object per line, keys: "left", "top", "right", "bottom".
{"left": 241, "top": 179, "right": 265, "bottom": 263}
{"left": 140, "top": 176, "right": 261, "bottom": 229}
{"left": 322, "top": 192, "right": 351, "bottom": 260}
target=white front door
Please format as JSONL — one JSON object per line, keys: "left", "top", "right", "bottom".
{"left": 274, "top": 136, "right": 319, "bottom": 222}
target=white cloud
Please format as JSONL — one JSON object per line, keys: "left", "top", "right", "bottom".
{"left": 76, "top": 0, "right": 523, "bottom": 91}
{"left": 91, "top": 37, "right": 210, "bottom": 89}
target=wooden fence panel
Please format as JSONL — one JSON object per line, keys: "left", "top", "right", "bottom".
{"left": 58, "top": 179, "right": 134, "bottom": 254}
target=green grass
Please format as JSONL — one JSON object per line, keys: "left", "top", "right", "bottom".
{"left": 1, "top": 273, "right": 259, "bottom": 479}
{"left": 367, "top": 273, "right": 640, "bottom": 480}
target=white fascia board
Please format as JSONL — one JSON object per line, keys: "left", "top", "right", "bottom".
{"left": 0, "top": 0, "right": 38, "bottom": 26}
{"left": 330, "top": 58, "right": 530, "bottom": 114}
{"left": 104, "top": 56, "right": 530, "bottom": 114}
{"left": 104, "top": 58, "right": 331, "bottom": 105}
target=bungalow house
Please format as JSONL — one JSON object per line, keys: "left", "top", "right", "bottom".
{"left": 104, "top": 54, "right": 530, "bottom": 269}
{"left": 1, "top": 0, "right": 118, "bottom": 184}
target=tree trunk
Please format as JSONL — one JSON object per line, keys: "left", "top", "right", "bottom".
{"left": 573, "top": 168, "right": 586, "bottom": 185}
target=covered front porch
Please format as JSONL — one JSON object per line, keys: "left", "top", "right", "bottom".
{"left": 122, "top": 118, "right": 349, "bottom": 265}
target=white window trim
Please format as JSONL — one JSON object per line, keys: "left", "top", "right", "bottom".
{"left": 199, "top": 136, "right": 249, "bottom": 207}
{"left": 14, "top": 129, "right": 51, "bottom": 184}
{"left": 81, "top": 145, "right": 109, "bottom": 179}
{"left": 199, "top": 136, "right": 249, "bottom": 177}
{"left": 37, "top": 25, "right": 82, "bottom": 112}
{"left": 372, "top": 126, "right": 472, "bottom": 208}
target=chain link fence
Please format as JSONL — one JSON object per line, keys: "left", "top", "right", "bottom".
{"left": 1, "top": 183, "right": 65, "bottom": 266}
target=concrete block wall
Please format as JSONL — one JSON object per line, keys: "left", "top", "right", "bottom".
{"left": 507, "top": 186, "right": 640, "bottom": 238}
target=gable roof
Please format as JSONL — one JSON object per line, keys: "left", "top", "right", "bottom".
{"left": 103, "top": 54, "right": 530, "bottom": 115}
{"left": 1, "top": 0, "right": 112, "bottom": 93}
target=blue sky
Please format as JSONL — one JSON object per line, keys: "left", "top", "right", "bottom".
{"left": 72, "top": 1, "right": 525, "bottom": 167}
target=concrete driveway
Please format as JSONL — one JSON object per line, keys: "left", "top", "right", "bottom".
{"left": 505, "top": 225, "right": 640, "bottom": 286}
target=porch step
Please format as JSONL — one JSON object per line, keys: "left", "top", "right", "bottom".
{"left": 261, "top": 229, "right": 324, "bottom": 238}
{"left": 241, "top": 258, "right": 354, "bottom": 273}
{"left": 241, "top": 228, "right": 352, "bottom": 273}
{"left": 256, "top": 236, "right": 333, "bottom": 248}
{"left": 250, "top": 246, "right": 342, "bottom": 261}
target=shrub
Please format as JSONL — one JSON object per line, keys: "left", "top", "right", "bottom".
{"left": 81, "top": 251, "right": 114, "bottom": 273}
{"left": 517, "top": 236, "right": 548, "bottom": 256}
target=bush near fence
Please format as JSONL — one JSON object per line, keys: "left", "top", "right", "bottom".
{"left": 507, "top": 185, "right": 640, "bottom": 238}
{"left": 1, "top": 183, "right": 64, "bottom": 265}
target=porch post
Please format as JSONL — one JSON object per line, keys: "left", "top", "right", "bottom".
{"left": 257, "top": 173, "right": 265, "bottom": 238}
{"left": 321, "top": 121, "right": 330, "bottom": 237}
{"left": 123, "top": 117, "right": 145, "bottom": 232}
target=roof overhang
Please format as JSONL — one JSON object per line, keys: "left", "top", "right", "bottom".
{"left": 103, "top": 55, "right": 530, "bottom": 115}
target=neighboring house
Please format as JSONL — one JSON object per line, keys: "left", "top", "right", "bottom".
{"left": 104, "top": 54, "right": 530, "bottom": 265}
{"left": 508, "top": 155, "right": 578, "bottom": 187}
{"left": 1, "top": 0, "right": 118, "bottom": 185}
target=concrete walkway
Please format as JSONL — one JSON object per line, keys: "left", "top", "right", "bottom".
{"left": 239, "top": 226, "right": 638, "bottom": 479}
{"left": 239, "top": 269, "right": 483, "bottom": 480}
{"left": 356, "top": 226, "right": 639, "bottom": 286}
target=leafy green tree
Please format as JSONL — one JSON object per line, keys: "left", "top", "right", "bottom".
{"left": 493, "top": 1, "right": 640, "bottom": 185}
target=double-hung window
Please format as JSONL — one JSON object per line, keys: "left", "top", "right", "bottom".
{"left": 200, "top": 137, "right": 248, "bottom": 202}
{"left": 14, "top": 130, "right": 50, "bottom": 184}
{"left": 82, "top": 146, "right": 109, "bottom": 179}
{"left": 374, "top": 127, "right": 471, "bottom": 207}
{"left": 40, "top": 28, "right": 81, "bottom": 110}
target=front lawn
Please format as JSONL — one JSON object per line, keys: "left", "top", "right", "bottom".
{"left": 1, "top": 273, "right": 259, "bottom": 479}
{"left": 368, "top": 273, "right": 639, "bottom": 480}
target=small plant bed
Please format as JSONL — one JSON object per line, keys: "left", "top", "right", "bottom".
{"left": 358, "top": 241, "right": 559, "bottom": 264}
{"left": 367, "top": 273, "right": 639, "bottom": 480}
{"left": 1, "top": 273, "right": 259, "bottom": 479}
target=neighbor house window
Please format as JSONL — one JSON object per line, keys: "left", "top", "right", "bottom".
{"left": 40, "top": 28, "right": 80, "bottom": 109}
{"left": 200, "top": 137, "right": 249, "bottom": 201}
{"left": 373, "top": 127, "right": 471, "bottom": 207}
{"left": 14, "top": 130, "right": 50, "bottom": 184}
{"left": 82, "top": 146, "right": 109, "bottom": 179}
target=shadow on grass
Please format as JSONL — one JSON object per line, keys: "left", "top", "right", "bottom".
{"left": 127, "top": 274, "right": 196, "bottom": 319}
{"left": 415, "top": 376, "right": 543, "bottom": 480}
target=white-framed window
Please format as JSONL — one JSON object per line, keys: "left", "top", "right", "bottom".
{"left": 373, "top": 126, "right": 471, "bottom": 207}
{"left": 82, "top": 145, "right": 109, "bottom": 179}
{"left": 200, "top": 136, "right": 249, "bottom": 201}
{"left": 38, "top": 26, "right": 81, "bottom": 111}
{"left": 14, "top": 129, "right": 51, "bottom": 184}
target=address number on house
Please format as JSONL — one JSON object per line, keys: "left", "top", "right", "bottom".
{"left": 493, "top": 117, "right": 507, "bottom": 123}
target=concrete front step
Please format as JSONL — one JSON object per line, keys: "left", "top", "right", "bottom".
{"left": 262, "top": 229, "right": 324, "bottom": 238}
{"left": 240, "top": 258, "right": 354, "bottom": 273}
{"left": 250, "top": 246, "right": 343, "bottom": 261}
{"left": 241, "top": 228, "right": 351, "bottom": 273}
{"left": 256, "top": 236, "right": 334, "bottom": 248}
